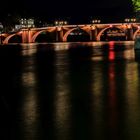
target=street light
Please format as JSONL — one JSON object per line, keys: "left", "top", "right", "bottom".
{"left": 92, "top": 19, "right": 101, "bottom": 24}
{"left": 125, "top": 18, "right": 136, "bottom": 23}
{"left": 55, "top": 20, "right": 68, "bottom": 26}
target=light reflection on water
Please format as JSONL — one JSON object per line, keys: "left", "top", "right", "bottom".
{"left": 53, "top": 50, "right": 71, "bottom": 139}
{"left": 1, "top": 41, "right": 140, "bottom": 140}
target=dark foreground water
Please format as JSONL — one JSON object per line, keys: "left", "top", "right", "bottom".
{"left": 1, "top": 41, "right": 140, "bottom": 140}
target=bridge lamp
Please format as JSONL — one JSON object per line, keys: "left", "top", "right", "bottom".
{"left": 130, "top": 18, "right": 136, "bottom": 22}
{"left": 95, "top": 20, "right": 98, "bottom": 23}
{"left": 92, "top": 20, "right": 97, "bottom": 23}
{"left": 64, "top": 21, "right": 68, "bottom": 25}
{"left": 55, "top": 21, "right": 58, "bottom": 26}
{"left": 125, "top": 19, "right": 130, "bottom": 22}
{"left": 92, "top": 19, "right": 101, "bottom": 24}
{"left": 125, "top": 18, "right": 136, "bottom": 23}
{"left": 59, "top": 21, "right": 62, "bottom": 25}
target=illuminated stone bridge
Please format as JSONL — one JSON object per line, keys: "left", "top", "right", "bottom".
{"left": 1, "top": 23, "right": 140, "bottom": 44}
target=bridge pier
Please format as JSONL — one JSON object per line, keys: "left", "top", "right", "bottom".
{"left": 126, "top": 26, "right": 133, "bottom": 41}
{"left": 56, "top": 27, "right": 63, "bottom": 42}
{"left": 90, "top": 26, "right": 97, "bottom": 41}
{"left": 28, "top": 30, "right": 34, "bottom": 43}
{"left": 22, "top": 30, "right": 29, "bottom": 43}
{"left": 22, "top": 29, "right": 34, "bottom": 43}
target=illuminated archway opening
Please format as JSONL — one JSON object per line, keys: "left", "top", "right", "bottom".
{"left": 100, "top": 27, "right": 126, "bottom": 41}
{"left": 8, "top": 34, "right": 22, "bottom": 43}
{"left": 34, "top": 31, "right": 56, "bottom": 43}
{"left": 133, "top": 29, "right": 140, "bottom": 39}
{"left": 65, "top": 28, "right": 90, "bottom": 42}
{"left": 0, "top": 34, "right": 6, "bottom": 43}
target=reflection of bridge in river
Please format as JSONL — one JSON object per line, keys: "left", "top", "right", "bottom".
{"left": 1, "top": 23, "right": 140, "bottom": 44}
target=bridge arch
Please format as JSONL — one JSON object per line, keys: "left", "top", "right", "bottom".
{"left": 97, "top": 26, "right": 126, "bottom": 41}
{"left": 0, "top": 33, "right": 8, "bottom": 43}
{"left": 133, "top": 28, "right": 140, "bottom": 40}
{"left": 3, "top": 33, "right": 22, "bottom": 44}
{"left": 63, "top": 27, "right": 90, "bottom": 42}
{"left": 32, "top": 28, "right": 56, "bottom": 42}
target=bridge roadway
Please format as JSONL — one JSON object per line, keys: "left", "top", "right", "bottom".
{"left": 1, "top": 22, "right": 140, "bottom": 44}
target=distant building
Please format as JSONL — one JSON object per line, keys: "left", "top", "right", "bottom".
{"left": 20, "top": 18, "right": 35, "bottom": 28}
{"left": 15, "top": 18, "right": 35, "bottom": 31}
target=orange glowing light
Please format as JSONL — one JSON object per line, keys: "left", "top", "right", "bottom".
{"left": 57, "top": 27, "right": 62, "bottom": 31}
{"left": 127, "top": 25, "right": 131, "bottom": 29}
{"left": 91, "top": 26, "right": 96, "bottom": 30}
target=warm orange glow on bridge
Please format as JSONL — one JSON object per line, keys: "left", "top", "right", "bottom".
{"left": 2, "top": 22, "right": 140, "bottom": 44}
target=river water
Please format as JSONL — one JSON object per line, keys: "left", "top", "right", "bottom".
{"left": 1, "top": 41, "right": 140, "bottom": 140}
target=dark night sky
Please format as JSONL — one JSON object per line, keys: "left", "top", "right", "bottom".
{"left": 0, "top": 0, "right": 134, "bottom": 23}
